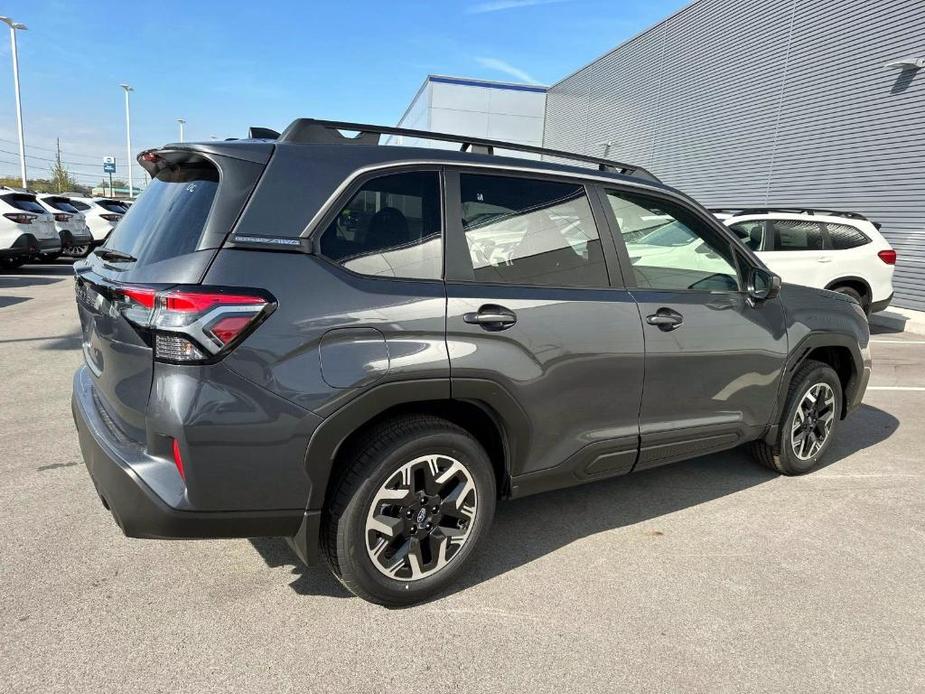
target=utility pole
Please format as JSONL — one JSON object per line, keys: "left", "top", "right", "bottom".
{"left": 120, "top": 84, "right": 134, "bottom": 198}
{"left": 56, "top": 138, "right": 62, "bottom": 192}
{"left": 1, "top": 16, "right": 28, "bottom": 187}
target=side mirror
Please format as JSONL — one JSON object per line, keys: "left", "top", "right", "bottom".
{"left": 747, "top": 267, "right": 781, "bottom": 301}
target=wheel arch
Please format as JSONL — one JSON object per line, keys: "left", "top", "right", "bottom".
{"left": 825, "top": 276, "right": 872, "bottom": 303}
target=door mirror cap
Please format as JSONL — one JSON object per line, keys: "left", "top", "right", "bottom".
{"left": 747, "top": 267, "right": 781, "bottom": 301}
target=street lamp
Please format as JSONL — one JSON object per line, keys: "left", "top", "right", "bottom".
{"left": 177, "top": 118, "right": 186, "bottom": 142}
{"left": 120, "top": 83, "right": 134, "bottom": 198}
{"left": 0, "top": 16, "right": 28, "bottom": 188}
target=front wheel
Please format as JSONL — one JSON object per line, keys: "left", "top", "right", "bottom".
{"left": 751, "top": 359, "right": 842, "bottom": 475}
{"left": 322, "top": 415, "right": 496, "bottom": 606}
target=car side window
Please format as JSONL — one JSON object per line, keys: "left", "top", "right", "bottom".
{"left": 728, "top": 221, "right": 764, "bottom": 251}
{"left": 768, "top": 219, "right": 825, "bottom": 251}
{"left": 605, "top": 190, "right": 739, "bottom": 292}
{"left": 827, "top": 222, "right": 869, "bottom": 250}
{"left": 319, "top": 171, "right": 442, "bottom": 280}
{"left": 458, "top": 174, "right": 609, "bottom": 288}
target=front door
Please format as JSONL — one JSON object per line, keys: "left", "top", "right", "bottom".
{"left": 600, "top": 187, "right": 789, "bottom": 471}
{"left": 443, "top": 171, "right": 645, "bottom": 494}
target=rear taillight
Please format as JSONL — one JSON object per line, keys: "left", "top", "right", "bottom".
{"left": 100, "top": 213, "right": 121, "bottom": 222}
{"left": 878, "top": 249, "right": 897, "bottom": 265}
{"left": 171, "top": 439, "right": 186, "bottom": 480}
{"left": 3, "top": 212, "right": 36, "bottom": 224}
{"left": 54, "top": 213, "right": 72, "bottom": 222}
{"left": 114, "top": 285, "right": 274, "bottom": 363}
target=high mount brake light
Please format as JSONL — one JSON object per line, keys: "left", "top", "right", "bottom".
{"left": 54, "top": 213, "right": 72, "bottom": 222}
{"left": 878, "top": 249, "right": 897, "bottom": 265}
{"left": 3, "top": 212, "right": 36, "bottom": 224}
{"left": 113, "top": 285, "right": 274, "bottom": 363}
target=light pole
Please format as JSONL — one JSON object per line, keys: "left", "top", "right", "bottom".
{"left": 177, "top": 118, "right": 185, "bottom": 142}
{"left": 1, "top": 16, "right": 28, "bottom": 188}
{"left": 120, "top": 83, "right": 134, "bottom": 198}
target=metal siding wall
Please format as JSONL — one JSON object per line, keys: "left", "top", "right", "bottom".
{"left": 543, "top": 0, "right": 925, "bottom": 310}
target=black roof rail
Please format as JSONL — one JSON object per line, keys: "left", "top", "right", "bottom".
{"left": 276, "top": 118, "right": 660, "bottom": 182}
{"left": 707, "top": 207, "right": 869, "bottom": 221}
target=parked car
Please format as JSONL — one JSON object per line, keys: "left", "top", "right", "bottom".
{"left": 0, "top": 187, "right": 61, "bottom": 269}
{"left": 64, "top": 195, "right": 128, "bottom": 247}
{"left": 72, "top": 119, "right": 871, "bottom": 606}
{"left": 712, "top": 209, "right": 895, "bottom": 315}
{"left": 38, "top": 194, "right": 94, "bottom": 258}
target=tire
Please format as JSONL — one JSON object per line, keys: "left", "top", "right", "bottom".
{"left": 0, "top": 257, "right": 25, "bottom": 270}
{"left": 63, "top": 244, "right": 90, "bottom": 258}
{"left": 832, "top": 285, "right": 870, "bottom": 316}
{"left": 322, "top": 415, "right": 496, "bottom": 606}
{"left": 751, "top": 359, "right": 842, "bottom": 475}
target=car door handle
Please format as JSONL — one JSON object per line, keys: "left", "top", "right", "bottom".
{"left": 646, "top": 308, "right": 683, "bottom": 331}
{"left": 464, "top": 305, "right": 517, "bottom": 331}
{"left": 817, "top": 256, "right": 833, "bottom": 263}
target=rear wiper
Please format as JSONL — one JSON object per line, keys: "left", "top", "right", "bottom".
{"left": 93, "top": 247, "right": 137, "bottom": 263}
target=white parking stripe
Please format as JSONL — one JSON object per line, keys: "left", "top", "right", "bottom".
{"left": 871, "top": 339, "right": 925, "bottom": 344}
{"left": 866, "top": 386, "right": 925, "bottom": 391}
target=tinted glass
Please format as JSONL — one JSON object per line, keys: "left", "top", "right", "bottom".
{"left": 2, "top": 194, "right": 46, "bottom": 214}
{"left": 459, "top": 174, "right": 608, "bottom": 288}
{"left": 606, "top": 191, "right": 739, "bottom": 291}
{"left": 70, "top": 200, "right": 91, "bottom": 211}
{"left": 44, "top": 198, "right": 80, "bottom": 214}
{"left": 728, "top": 221, "right": 764, "bottom": 251}
{"left": 768, "top": 219, "right": 825, "bottom": 251}
{"left": 98, "top": 200, "right": 129, "bottom": 214}
{"left": 105, "top": 163, "right": 219, "bottom": 265}
{"left": 827, "top": 222, "right": 869, "bottom": 250}
{"left": 320, "top": 171, "right": 442, "bottom": 279}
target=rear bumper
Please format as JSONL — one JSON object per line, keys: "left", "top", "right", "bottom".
{"left": 870, "top": 293, "right": 893, "bottom": 314}
{"left": 0, "top": 233, "right": 61, "bottom": 257}
{"left": 72, "top": 367, "right": 303, "bottom": 540}
{"left": 60, "top": 229, "right": 93, "bottom": 249}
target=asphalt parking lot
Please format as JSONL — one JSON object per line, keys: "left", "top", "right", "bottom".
{"left": 1, "top": 262, "right": 923, "bottom": 693}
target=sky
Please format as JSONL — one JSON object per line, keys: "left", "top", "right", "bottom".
{"left": 0, "top": 0, "right": 688, "bottom": 187}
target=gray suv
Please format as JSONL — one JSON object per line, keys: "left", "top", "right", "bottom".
{"left": 72, "top": 119, "right": 871, "bottom": 606}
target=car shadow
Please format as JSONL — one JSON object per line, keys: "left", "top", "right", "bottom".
{"left": 253, "top": 404, "right": 899, "bottom": 602}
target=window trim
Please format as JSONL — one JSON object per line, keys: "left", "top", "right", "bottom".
{"left": 443, "top": 166, "right": 624, "bottom": 291}
{"left": 311, "top": 165, "right": 446, "bottom": 283}
{"left": 596, "top": 184, "right": 749, "bottom": 295}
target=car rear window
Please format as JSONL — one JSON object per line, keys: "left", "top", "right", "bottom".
{"left": 105, "top": 163, "right": 219, "bottom": 265}
{"left": 43, "top": 198, "right": 81, "bottom": 214}
{"left": 97, "top": 200, "right": 129, "bottom": 214}
{"left": 70, "top": 200, "right": 91, "bottom": 211}
{"left": 827, "top": 222, "right": 869, "bottom": 250}
{"left": 2, "top": 193, "right": 46, "bottom": 214}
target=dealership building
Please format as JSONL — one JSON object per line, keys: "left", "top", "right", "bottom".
{"left": 398, "top": 0, "right": 925, "bottom": 312}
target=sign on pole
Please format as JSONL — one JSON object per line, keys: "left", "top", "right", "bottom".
{"left": 103, "top": 156, "right": 116, "bottom": 174}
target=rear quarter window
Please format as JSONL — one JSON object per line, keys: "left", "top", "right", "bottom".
{"left": 105, "top": 164, "right": 219, "bottom": 265}
{"left": 826, "top": 222, "right": 869, "bottom": 250}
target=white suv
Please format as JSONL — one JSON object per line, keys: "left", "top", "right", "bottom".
{"left": 65, "top": 195, "right": 128, "bottom": 247}
{"left": 38, "top": 195, "right": 94, "bottom": 258}
{"left": 712, "top": 208, "right": 895, "bottom": 315}
{"left": 0, "top": 188, "right": 61, "bottom": 269}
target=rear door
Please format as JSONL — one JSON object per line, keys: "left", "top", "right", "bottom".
{"left": 444, "top": 170, "right": 644, "bottom": 492}
{"left": 600, "top": 187, "right": 788, "bottom": 470}
{"left": 757, "top": 217, "right": 832, "bottom": 289}
{"left": 75, "top": 150, "right": 267, "bottom": 440}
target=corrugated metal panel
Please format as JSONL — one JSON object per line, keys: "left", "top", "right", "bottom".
{"left": 543, "top": 0, "right": 925, "bottom": 310}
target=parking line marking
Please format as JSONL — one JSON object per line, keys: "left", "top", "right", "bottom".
{"left": 871, "top": 339, "right": 925, "bottom": 344}
{"left": 866, "top": 386, "right": 925, "bottom": 391}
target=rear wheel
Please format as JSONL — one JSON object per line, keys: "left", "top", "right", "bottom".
{"left": 751, "top": 359, "right": 842, "bottom": 475}
{"left": 0, "top": 257, "right": 25, "bottom": 270}
{"left": 832, "top": 285, "right": 869, "bottom": 316}
{"left": 322, "top": 415, "right": 496, "bottom": 606}
{"left": 63, "top": 244, "right": 90, "bottom": 258}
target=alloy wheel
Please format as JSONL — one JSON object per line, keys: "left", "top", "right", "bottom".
{"left": 365, "top": 454, "right": 477, "bottom": 581}
{"left": 790, "top": 382, "right": 836, "bottom": 460}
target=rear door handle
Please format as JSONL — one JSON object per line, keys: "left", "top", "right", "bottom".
{"left": 464, "top": 304, "right": 517, "bottom": 331}
{"left": 646, "top": 308, "right": 683, "bottom": 331}
{"left": 817, "top": 256, "right": 833, "bottom": 263}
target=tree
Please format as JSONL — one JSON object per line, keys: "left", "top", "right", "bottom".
{"left": 49, "top": 138, "right": 78, "bottom": 192}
